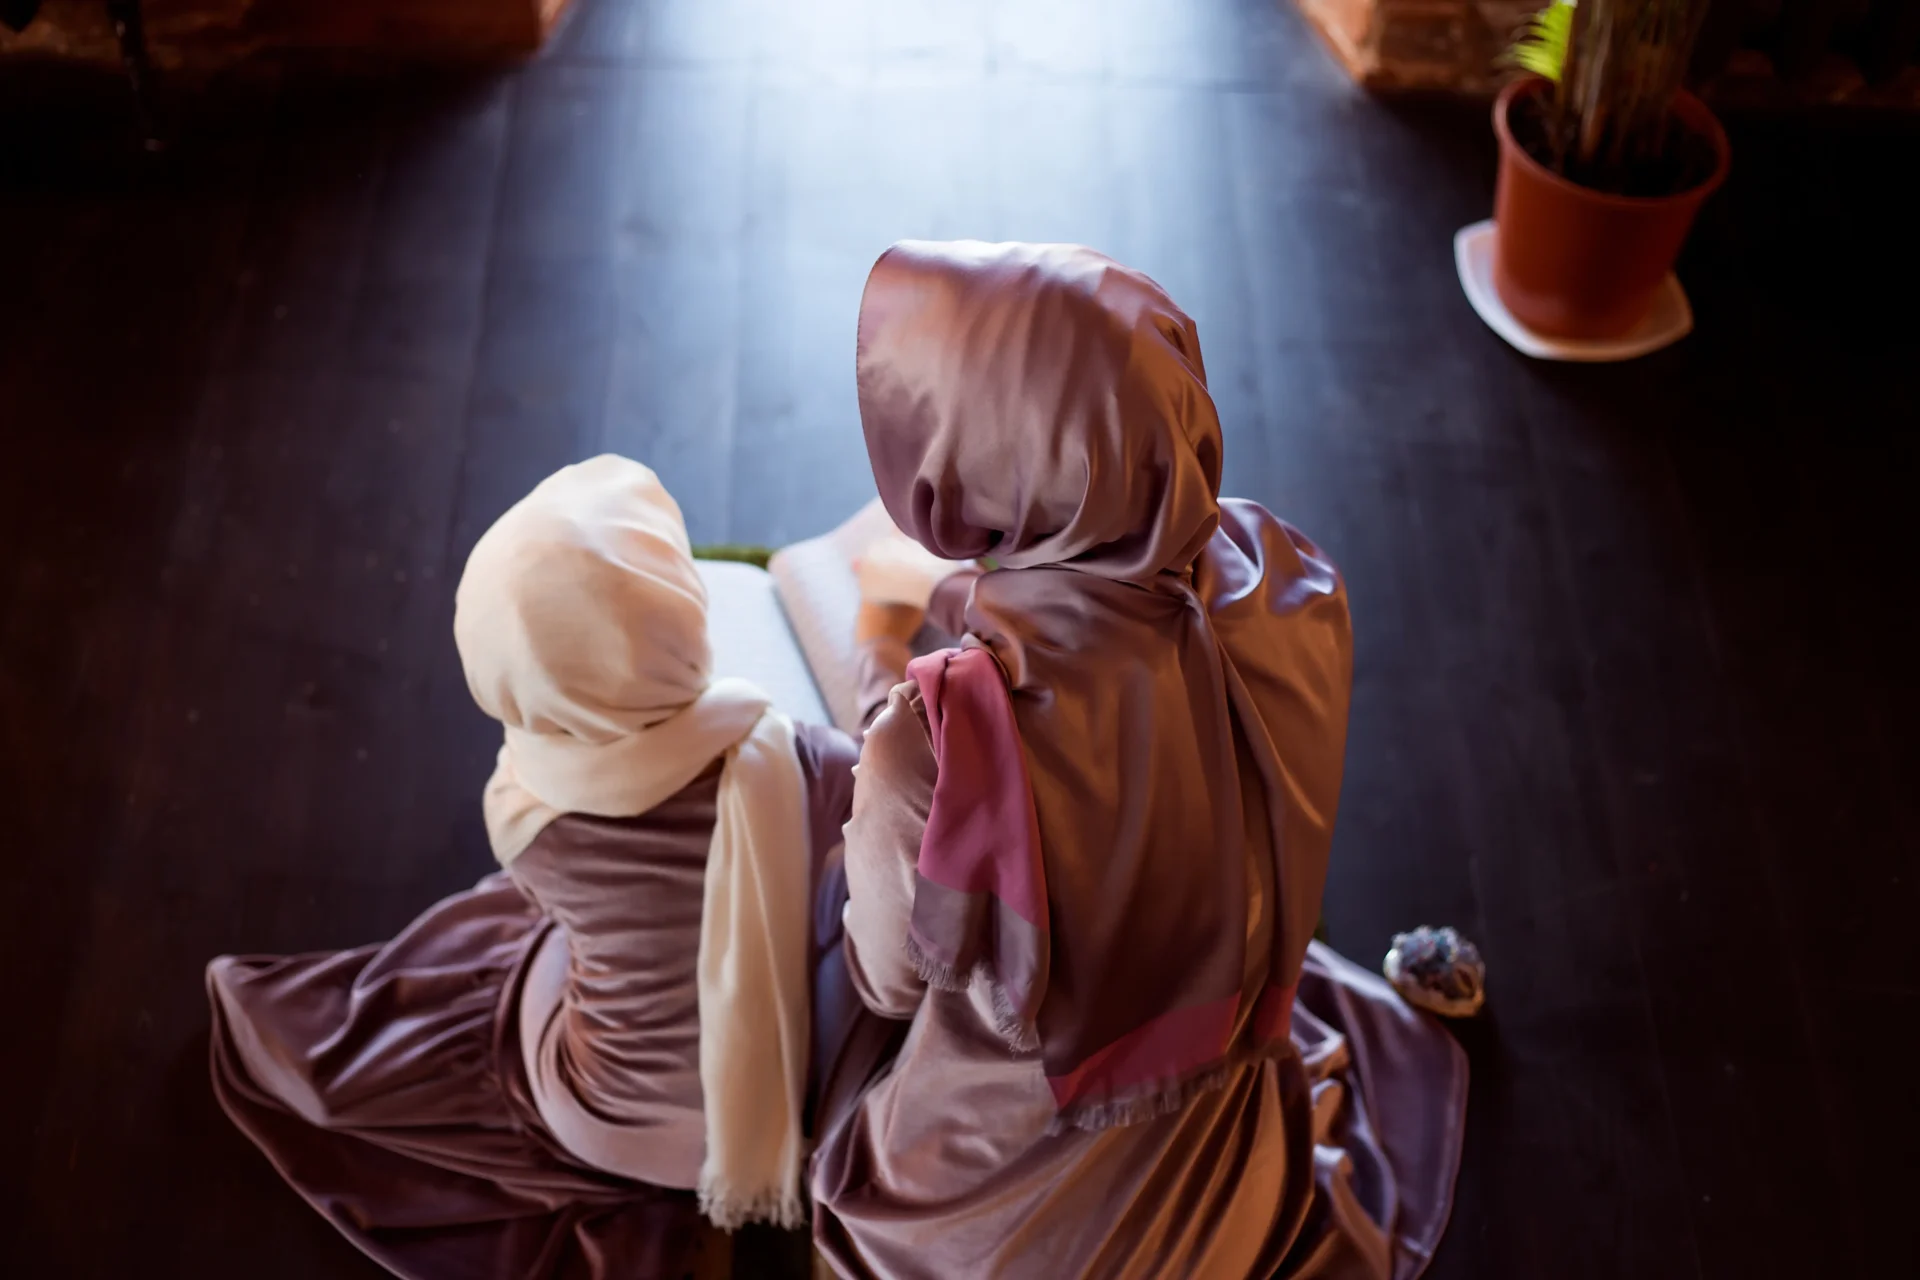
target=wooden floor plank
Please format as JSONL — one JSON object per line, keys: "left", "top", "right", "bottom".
{"left": 2, "top": 2, "right": 1915, "bottom": 1276}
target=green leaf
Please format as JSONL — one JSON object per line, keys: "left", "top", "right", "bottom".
{"left": 691, "top": 544, "right": 775, "bottom": 569}
{"left": 1504, "top": 0, "right": 1575, "bottom": 84}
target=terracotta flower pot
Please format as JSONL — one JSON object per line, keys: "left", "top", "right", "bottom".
{"left": 1492, "top": 77, "right": 1730, "bottom": 341}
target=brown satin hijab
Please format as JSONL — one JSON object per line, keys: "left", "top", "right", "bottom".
{"left": 858, "top": 241, "right": 1354, "bottom": 1128}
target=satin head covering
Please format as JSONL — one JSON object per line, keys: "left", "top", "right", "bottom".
{"left": 453, "top": 455, "right": 815, "bottom": 1229}
{"left": 859, "top": 241, "right": 1353, "bottom": 1128}
{"left": 859, "top": 240, "right": 1223, "bottom": 578}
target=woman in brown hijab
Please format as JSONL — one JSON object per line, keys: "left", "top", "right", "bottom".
{"left": 206, "top": 456, "right": 901, "bottom": 1279}
{"left": 812, "top": 242, "right": 1469, "bottom": 1280}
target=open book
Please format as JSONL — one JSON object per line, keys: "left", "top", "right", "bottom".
{"left": 698, "top": 500, "right": 958, "bottom": 735}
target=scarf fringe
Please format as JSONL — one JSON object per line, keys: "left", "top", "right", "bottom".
{"left": 905, "top": 934, "right": 1041, "bottom": 1054}
{"left": 1046, "top": 1037, "right": 1297, "bottom": 1135}
{"left": 1049, "top": 1064, "right": 1231, "bottom": 1135}
{"left": 984, "top": 971, "right": 1041, "bottom": 1054}
{"left": 697, "top": 1174, "right": 806, "bottom": 1232}
{"left": 904, "top": 946, "right": 1297, "bottom": 1134}
{"left": 904, "top": 932, "right": 971, "bottom": 993}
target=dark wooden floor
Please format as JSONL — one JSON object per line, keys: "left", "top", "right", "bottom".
{"left": 4, "top": 1, "right": 1917, "bottom": 1276}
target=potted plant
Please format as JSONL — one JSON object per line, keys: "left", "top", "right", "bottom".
{"left": 1494, "top": 0, "right": 1730, "bottom": 339}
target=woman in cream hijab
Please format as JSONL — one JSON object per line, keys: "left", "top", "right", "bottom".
{"left": 206, "top": 456, "right": 886, "bottom": 1279}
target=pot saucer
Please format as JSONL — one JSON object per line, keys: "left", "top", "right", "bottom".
{"left": 1454, "top": 219, "right": 1693, "bottom": 362}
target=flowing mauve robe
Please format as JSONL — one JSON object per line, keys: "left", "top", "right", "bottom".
{"left": 207, "top": 721, "right": 859, "bottom": 1280}
{"left": 811, "top": 685, "right": 1469, "bottom": 1280}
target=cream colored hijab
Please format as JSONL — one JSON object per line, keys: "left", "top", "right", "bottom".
{"left": 454, "top": 454, "right": 812, "bottom": 1230}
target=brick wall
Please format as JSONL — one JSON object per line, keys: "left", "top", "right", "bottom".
{"left": 1297, "top": 0, "right": 1534, "bottom": 92}
{"left": 0, "top": 0, "right": 571, "bottom": 68}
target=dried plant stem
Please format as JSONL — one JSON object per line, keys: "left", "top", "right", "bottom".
{"left": 1512, "top": 0, "right": 1710, "bottom": 193}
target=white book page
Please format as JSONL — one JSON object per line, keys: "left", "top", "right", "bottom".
{"left": 766, "top": 500, "right": 894, "bottom": 735}
{"left": 767, "top": 498, "right": 966, "bottom": 736}
{"left": 696, "top": 560, "right": 832, "bottom": 729}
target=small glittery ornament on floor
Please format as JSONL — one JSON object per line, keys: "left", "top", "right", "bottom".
{"left": 1383, "top": 926, "right": 1486, "bottom": 1018}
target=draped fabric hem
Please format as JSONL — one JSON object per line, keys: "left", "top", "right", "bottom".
{"left": 205, "top": 964, "right": 445, "bottom": 1280}
{"left": 1388, "top": 1011, "right": 1471, "bottom": 1280}
{"left": 202, "top": 873, "right": 705, "bottom": 1280}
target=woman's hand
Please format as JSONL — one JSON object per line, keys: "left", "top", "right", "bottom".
{"left": 856, "top": 601, "right": 926, "bottom": 646}
{"left": 856, "top": 530, "right": 959, "bottom": 611}
{"left": 853, "top": 526, "right": 961, "bottom": 648}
